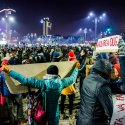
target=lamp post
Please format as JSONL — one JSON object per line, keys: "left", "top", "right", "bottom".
{"left": 83, "top": 28, "right": 87, "bottom": 42}
{"left": 94, "top": 17, "right": 98, "bottom": 41}
{"left": 87, "top": 12, "right": 106, "bottom": 41}
{"left": 0, "top": 8, "right": 16, "bottom": 45}
{"left": 40, "top": 17, "right": 52, "bottom": 35}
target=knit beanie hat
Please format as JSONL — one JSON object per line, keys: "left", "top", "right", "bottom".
{"left": 68, "top": 51, "right": 75, "bottom": 57}
{"left": 47, "top": 65, "right": 59, "bottom": 75}
{"left": 53, "top": 51, "right": 60, "bottom": 57}
{"left": 113, "top": 64, "right": 121, "bottom": 77}
{"left": 1, "top": 59, "right": 8, "bottom": 65}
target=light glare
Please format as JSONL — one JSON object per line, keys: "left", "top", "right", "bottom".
{"left": 102, "top": 13, "right": 106, "bottom": 17}
{"left": 40, "top": 19, "right": 43, "bottom": 24}
{"left": 99, "top": 16, "right": 102, "bottom": 19}
{"left": 89, "top": 12, "right": 94, "bottom": 16}
{"left": 79, "top": 28, "right": 82, "bottom": 31}
{"left": 2, "top": 17, "right": 5, "bottom": 21}
{"left": 9, "top": 16, "right": 14, "bottom": 22}
{"left": 87, "top": 16, "right": 90, "bottom": 19}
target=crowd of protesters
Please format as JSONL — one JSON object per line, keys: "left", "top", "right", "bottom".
{"left": 0, "top": 38, "right": 125, "bottom": 125}
{"left": 0, "top": 45, "right": 93, "bottom": 125}
{"left": 0, "top": 45, "right": 84, "bottom": 64}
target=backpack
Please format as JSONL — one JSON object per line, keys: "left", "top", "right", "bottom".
{"left": 27, "top": 86, "right": 47, "bottom": 125}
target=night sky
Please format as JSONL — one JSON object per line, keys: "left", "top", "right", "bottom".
{"left": 0, "top": 0, "right": 125, "bottom": 36}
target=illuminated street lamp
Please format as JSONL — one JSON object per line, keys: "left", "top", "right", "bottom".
{"left": 40, "top": 17, "right": 52, "bottom": 35}
{"left": 0, "top": 8, "right": 16, "bottom": 45}
{"left": 87, "top": 12, "right": 106, "bottom": 41}
{"left": 2, "top": 17, "right": 5, "bottom": 21}
{"left": 2, "top": 16, "right": 15, "bottom": 23}
{"left": 83, "top": 28, "right": 87, "bottom": 42}
{"left": 9, "top": 16, "right": 15, "bottom": 22}
{"left": 79, "top": 28, "right": 82, "bottom": 31}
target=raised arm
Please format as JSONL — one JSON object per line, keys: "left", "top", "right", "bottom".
{"left": 2, "top": 65, "right": 45, "bottom": 89}
{"left": 61, "top": 62, "right": 80, "bottom": 88}
{"left": 10, "top": 70, "right": 46, "bottom": 88}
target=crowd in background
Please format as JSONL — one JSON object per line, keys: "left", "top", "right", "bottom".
{"left": 0, "top": 45, "right": 94, "bottom": 65}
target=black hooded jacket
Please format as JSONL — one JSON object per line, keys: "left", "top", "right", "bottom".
{"left": 77, "top": 60, "right": 113, "bottom": 125}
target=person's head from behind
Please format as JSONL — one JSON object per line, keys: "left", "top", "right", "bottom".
{"left": 68, "top": 51, "right": 75, "bottom": 58}
{"left": 109, "top": 52, "right": 119, "bottom": 65}
{"left": 10, "top": 52, "right": 15, "bottom": 58}
{"left": 92, "top": 59, "right": 112, "bottom": 79}
{"left": 47, "top": 65, "right": 59, "bottom": 75}
{"left": 80, "top": 48, "right": 87, "bottom": 56}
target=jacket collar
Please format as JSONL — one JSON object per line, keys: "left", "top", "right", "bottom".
{"left": 43, "top": 74, "right": 59, "bottom": 80}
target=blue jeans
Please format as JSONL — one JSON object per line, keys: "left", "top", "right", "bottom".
{"left": 119, "top": 56, "right": 125, "bottom": 91}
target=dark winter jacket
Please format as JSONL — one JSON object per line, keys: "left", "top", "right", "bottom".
{"left": 77, "top": 60, "right": 113, "bottom": 125}
{"left": 78, "top": 55, "right": 86, "bottom": 78}
{"left": 110, "top": 79, "right": 125, "bottom": 94}
{"left": 8, "top": 57, "right": 19, "bottom": 65}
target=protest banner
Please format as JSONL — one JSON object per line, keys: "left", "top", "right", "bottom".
{"left": 96, "top": 35, "right": 122, "bottom": 52}
{"left": 110, "top": 94, "right": 125, "bottom": 125}
{"left": 5, "top": 61, "right": 76, "bottom": 94}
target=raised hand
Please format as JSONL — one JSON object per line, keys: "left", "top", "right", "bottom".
{"left": 75, "top": 62, "right": 80, "bottom": 69}
{"left": 2, "top": 65, "right": 11, "bottom": 73}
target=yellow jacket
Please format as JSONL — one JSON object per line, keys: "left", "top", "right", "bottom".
{"left": 86, "top": 65, "right": 93, "bottom": 76}
{"left": 61, "top": 84, "right": 76, "bottom": 95}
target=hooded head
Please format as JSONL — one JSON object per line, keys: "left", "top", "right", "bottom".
{"left": 47, "top": 65, "right": 59, "bottom": 75}
{"left": 92, "top": 59, "right": 112, "bottom": 77}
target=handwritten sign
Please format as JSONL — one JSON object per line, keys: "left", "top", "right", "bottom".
{"left": 96, "top": 35, "right": 122, "bottom": 52}
{"left": 110, "top": 94, "right": 125, "bottom": 125}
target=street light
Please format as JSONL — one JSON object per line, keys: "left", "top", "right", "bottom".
{"left": 87, "top": 12, "right": 106, "bottom": 41}
{"left": 9, "top": 16, "right": 15, "bottom": 22}
{"left": 83, "top": 28, "right": 87, "bottom": 42}
{"left": 0, "top": 8, "right": 16, "bottom": 45}
{"left": 40, "top": 17, "right": 52, "bottom": 35}
{"left": 79, "top": 28, "right": 82, "bottom": 31}
{"left": 2, "top": 16, "right": 15, "bottom": 23}
{"left": 2, "top": 17, "right": 5, "bottom": 21}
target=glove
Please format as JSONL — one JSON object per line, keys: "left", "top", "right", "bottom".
{"left": 2, "top": 65, "right": 11, "bottom": 73}
{"left": 75, "top": 62, "right": 80, "bottom": 69}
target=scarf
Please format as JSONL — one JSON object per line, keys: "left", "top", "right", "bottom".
{"left": 43, "top": 74, "right": 60, "bottom": 80}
